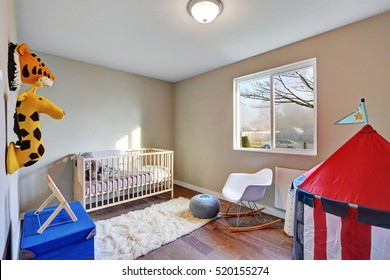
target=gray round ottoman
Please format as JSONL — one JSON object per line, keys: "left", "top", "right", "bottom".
{"left": 189, "top": 194, "right": 220, "bottom": 219}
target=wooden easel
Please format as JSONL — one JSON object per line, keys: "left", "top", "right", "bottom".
{"left": 34, "top": 175, "right": 78, "bottom": 234}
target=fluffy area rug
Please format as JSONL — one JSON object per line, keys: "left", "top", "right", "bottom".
{"left": 94, "top": 197, "right": 211, "bottom": 260}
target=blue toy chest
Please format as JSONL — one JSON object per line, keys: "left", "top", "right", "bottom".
{"left": 20, "top": 201, "right": 96, "bottom": 260}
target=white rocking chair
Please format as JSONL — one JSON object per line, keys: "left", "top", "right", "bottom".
{"left": 220, "top": 168, "right": 281, "bottom": 232}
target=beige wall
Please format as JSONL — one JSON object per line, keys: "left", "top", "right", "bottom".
{"left": 18, "top": 54, "right": 174, "bottom": 213}
{"left": 174, "top": 12, "right": 390, "bottom": 211}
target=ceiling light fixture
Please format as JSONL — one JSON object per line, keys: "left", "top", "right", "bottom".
{"left": 187, "top": 0, "right": 223, "bottom": 24}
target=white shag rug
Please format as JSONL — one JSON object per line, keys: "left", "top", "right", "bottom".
{"left": 94, "top": 197, "right": 211, "bottom": 260}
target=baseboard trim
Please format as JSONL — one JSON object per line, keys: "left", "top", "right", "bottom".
{"left": 174, "top": 180, "right": 223, "bottom": 199}
{"left": 174, "top": 180, "right": 286, "bottom": 219}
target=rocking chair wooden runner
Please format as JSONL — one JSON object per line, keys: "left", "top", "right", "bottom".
{"left": 220, "top": 168, "right": 282, "bottom": 232}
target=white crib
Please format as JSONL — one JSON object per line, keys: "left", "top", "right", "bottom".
{"left": 73, "top": 148, "right": 174, "bottom": 212}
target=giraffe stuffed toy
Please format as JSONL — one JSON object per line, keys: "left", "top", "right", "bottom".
{"left": 6, "top": 82, "right": 65, "bottom": 174}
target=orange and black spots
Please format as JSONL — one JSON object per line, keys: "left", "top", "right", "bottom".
{"left": 22, "top": 64, "right": 50, "bottom": 79}
{"left": 22, "top": 64, "right": 30, "bottom": 79}
{"left": 22, "top": 53, "right": 53, "bottom": 80}
{"left": 8, "top": 43, "right": 56, "bottom": 91}
{"left": 18, "top": 44, "right": 55, "bottom": 85}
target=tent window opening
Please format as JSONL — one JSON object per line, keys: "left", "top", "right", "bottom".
{"left": 233, "top": 58, "right": 317, "bottom": 155}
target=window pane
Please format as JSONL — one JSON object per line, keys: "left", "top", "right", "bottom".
{"left": 234, "top": 58, "right": 316, "bottom": 155}
{"left": 239, "top": 76, "right": 271, "bottom": 149}
{"left": 273, "top": 66, "right": 315, "bottom": 151}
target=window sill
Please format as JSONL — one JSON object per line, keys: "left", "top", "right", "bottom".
{"left": 234, "top": 147, "right": 317, "bottom": 156}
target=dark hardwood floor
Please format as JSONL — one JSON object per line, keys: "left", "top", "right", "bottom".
{"left": 88, "top": 185, "right": 294, "bottom": 260}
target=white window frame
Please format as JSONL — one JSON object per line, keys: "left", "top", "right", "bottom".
{"left": 233, "top": 58, "right": 317, "bottom": 156}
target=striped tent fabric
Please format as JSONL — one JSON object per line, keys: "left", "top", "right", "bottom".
{"left": 293, "top": 125, "right": 390, "bottom": 260}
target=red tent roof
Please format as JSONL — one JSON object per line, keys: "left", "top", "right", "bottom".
{"left": 300, "top": 125, "right": 390, "bottom": 212}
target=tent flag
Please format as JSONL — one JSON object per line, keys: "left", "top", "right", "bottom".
{"left": 335, "top": 98, "right": 368, "bottom": 125}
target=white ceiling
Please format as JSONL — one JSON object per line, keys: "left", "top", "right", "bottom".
{"left": 14, "top": 0, "right": 390, "bottom": 83}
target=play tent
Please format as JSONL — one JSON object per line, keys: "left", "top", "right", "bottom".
{"left": 292, "top": 124, "right": 390, "bottom": 260}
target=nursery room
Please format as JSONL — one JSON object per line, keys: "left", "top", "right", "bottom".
{"left": 1, "top": 0, "right": 390, "bottom": 269}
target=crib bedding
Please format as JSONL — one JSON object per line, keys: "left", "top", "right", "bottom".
{"left": 85, "top": 165, "right": 170, "bottom": 195}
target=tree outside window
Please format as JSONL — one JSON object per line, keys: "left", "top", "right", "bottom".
{"left": 233, "top": 58, "right": 316, "bottom": 155}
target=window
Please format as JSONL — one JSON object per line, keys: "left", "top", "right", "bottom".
{"left": 233, "top": 58, "right": 317, "bottom": 155}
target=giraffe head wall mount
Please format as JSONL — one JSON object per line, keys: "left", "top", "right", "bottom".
{"left": 6, "top": 82, "right": 65, "bottom": 174}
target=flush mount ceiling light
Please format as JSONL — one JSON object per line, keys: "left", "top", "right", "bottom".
{"left": 187, "top": 0, "right": 223, "bottom": 24}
